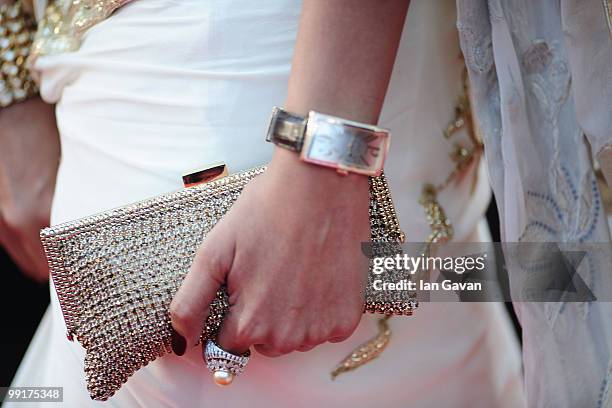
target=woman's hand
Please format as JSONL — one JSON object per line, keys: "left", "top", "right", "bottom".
{"left": 170, "top": 149, "right": 370, "bottom": 356}
{"left": 0, "top": 97, "right": 60, "bottom": 282}
{"left": 171, "top": 0, "right": 409, "bottom": 357}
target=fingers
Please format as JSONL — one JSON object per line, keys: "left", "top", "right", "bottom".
{"left": 216, "top": 310, "right": 257, "bottom": 355}
{"left": 253, "top": 344, "right": 284, "bottom": 357}
{"left": 219, "top": 316, "right": 362, "bottom": 358}
{"left": 170, "top": 226, "right": 234, "bottom": 354}
{"left": 249, "top": 331, "right": 348, "bottom": 356}
{"left": 217, "top": 304, "right": 308, "bottom": 357}
{"left": 328, "top": 314, "right": 361, "bottom": 344}
{"left": 218, "top": 310, "right": 314, "bottom": 357}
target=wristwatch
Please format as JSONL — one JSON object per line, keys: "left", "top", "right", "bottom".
{"left": 265, "top": 107, "right": 390, "bottom": 177}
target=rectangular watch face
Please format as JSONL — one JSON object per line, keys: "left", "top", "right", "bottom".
{"left": 300, "top": 112, "right": 390, "bottom": 176}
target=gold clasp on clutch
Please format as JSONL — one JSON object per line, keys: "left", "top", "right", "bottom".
{"left": 182, "top": 163, "right": 229, "bottom": 188}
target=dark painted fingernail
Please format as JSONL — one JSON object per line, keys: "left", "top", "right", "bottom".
{"left": 171, "top": 329, "right": 187, "bottom": 356}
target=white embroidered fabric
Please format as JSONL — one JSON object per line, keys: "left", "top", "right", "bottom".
{"left": 457, "top": 1, "right": 612, "bottom": 406}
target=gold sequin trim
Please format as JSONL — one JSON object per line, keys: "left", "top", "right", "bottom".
{"left": 0, "top": 0, "right": 38, "bottom": 107}
{"left": 29, "top": 0, "right": 131, "bottom": 67}
{"left": 604, "top": 0, "right": 612, "bottom": 37}
{"left": 330, "top": 65, "right": 484, "bottom": 380}
{"left": 331, "top": 316, "right": 391, "bottom": 380}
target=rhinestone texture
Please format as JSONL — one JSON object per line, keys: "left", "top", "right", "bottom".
{"left": 0, "top": 0, "right": 37, "bottom": 108}
{"left": 204, "top": 340, "right": 250, "bottom": 376}
{"left": 41, "top": 166, "right": 415, "bottom": 401}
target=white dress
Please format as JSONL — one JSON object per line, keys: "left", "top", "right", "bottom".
{"left": 8, "top": 1, "right": 524, "bottom": 407}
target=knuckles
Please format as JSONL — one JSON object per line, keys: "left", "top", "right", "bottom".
{"left": 265, "top": 329, "right": 304, "bottom": 355}
{"left": 242, "top": 312, "right": 363, "bottom": 357}
{"left": 335, "top": 312, "right": 362, "bottom": 338}
{"left": 229, "top": 296, "right": 365, "bottom": 357}
{"left": 268, "top": 340, "right": 300, "bottom": 355}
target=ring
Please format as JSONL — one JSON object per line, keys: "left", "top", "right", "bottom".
{"left": 203, "top": 339, "right": 250, "bottom": 386}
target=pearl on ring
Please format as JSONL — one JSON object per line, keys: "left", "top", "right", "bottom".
{"left": 213, "top": 370, "right": 235, "bottom": 386}
{"left": 204, "top": 340, "right": 249, "bottom": 386}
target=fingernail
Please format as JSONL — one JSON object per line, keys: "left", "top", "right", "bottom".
{"left": 171, "top": 328, "right": 187, "bottom": 356}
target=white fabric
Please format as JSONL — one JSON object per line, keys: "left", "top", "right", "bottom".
{"left": 456, "top": 0, "right": 612, "bottom": 406}
{"left": 9, "top": 1, "right": 524, "bottom": 407}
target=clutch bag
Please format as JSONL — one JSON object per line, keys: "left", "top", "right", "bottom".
{"left": 40, "top": 164, "right": 417, "bottom": 401}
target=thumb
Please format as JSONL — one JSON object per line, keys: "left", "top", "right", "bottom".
{"left": 170, "top": 226, "right": 234, "bottom": 354}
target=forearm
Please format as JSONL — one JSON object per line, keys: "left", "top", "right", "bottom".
{"left": 0, "top": 98, "right": 59, "bottom": 193}
{"left": 0, "top": 96, "right": 59, "bottom": 281}
{"left": 285, "top": 0, "right": 410, "bottom": 124}
{"left": 272, "top": 0, "right": 409, "bottom": 189}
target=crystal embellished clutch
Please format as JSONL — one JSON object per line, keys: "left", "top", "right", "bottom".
{"left": 40, "top": 164, "right": 417, "bottom": 401}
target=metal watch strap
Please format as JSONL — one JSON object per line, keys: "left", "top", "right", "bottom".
{"left": 265, "top": 107, "right": 307, "bottom": 152}
{"left": 266, "top": 107, "right": 390, "bottom": 176}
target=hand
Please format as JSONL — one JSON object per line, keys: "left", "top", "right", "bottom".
{"left": 0, "top": 97, "right": 60, "bottom": 282}
{"left": 170, "top": 149, "right": 369, "bottom": 357}
{"left": 170, "top": 0, "right": 408, "bottom": 357}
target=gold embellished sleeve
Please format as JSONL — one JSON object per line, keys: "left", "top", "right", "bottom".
{"left": 0, "top": 0, "right": 38, "bottom": 107}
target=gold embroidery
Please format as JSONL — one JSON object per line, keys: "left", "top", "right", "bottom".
{"left": 0, "top": 0, "right": 38, "bottom": 107}
{"left": 416, "top": 67, "right": 482, "bottom": 275}
{"left": 330, "top": 65, "right": 483, "bottom": 380}
{"left": 28, "top": 0, "right": 130, "bottom": 66}
{"left": 604, "top": 0, "right": 612, "bottom": 38}
{"left": 331, "top": 316, "right": 391, "bottom": 380}
{"left": 420, "top": 184, "right": 454, "bottom": 245}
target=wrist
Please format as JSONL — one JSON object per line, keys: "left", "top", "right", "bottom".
{"left": 283, "top": 98, "right": 381, "bottom": 126}
{"left": 266, "top": 107, "right": 390, "bottom": 178}
{"left": 268, "top": 147, "right": 369, "bottom": 197}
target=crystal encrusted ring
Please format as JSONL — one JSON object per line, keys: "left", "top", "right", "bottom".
{"left": 204, "top": 340, "right": 250, "bottom": 386}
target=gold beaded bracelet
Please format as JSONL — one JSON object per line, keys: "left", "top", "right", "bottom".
{"left": 0, "top": 0, "right": 38, "bottom": 108}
